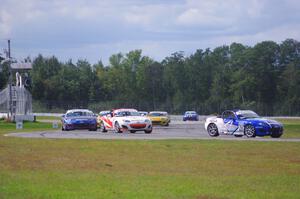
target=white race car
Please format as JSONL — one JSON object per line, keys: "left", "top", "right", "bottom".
{"left": 205, "top": 110, "right": 283, "bottom": 138}
{"left": 204, "top": 110, "right": 245, "bottom": 137}
{"left": 99, "top": 108, "right": 152, "bottom": 133}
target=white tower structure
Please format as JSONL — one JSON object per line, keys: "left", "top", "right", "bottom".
{"left": 0, "top": 62, "right": 34, "bottom": 121}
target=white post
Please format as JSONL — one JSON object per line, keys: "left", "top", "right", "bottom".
{"left": 19, "top": 74, "right": 23, "bottom": 87}
{"left": 16, "top": 72, "right": 19, "bottom": 86}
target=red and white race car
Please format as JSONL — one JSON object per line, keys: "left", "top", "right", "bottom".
{"left": 98, "top": 108, "right": 153, "bottom": 133}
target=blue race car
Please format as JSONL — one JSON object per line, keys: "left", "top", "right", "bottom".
{"left": 183, "top": 111, "right": 199, "bottom": 121}
{"left": 205, "top": 110, "right": 283, "bottom": 138}
{"left": 62, "top": 109, "right": 97, "bottom": 131}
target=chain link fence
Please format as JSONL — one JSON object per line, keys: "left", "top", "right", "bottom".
{"left": 30, "top": 99, "right": 300, "bottom": 116}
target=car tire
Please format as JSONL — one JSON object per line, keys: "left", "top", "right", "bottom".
{"left": 114, "top": 122, "right": 122, "bottom": 133}
{"left": 234, "top": 134, "right": 243, "bottom": 137}
{"left": 144, "top": 129, "right": 152, "bottom": 134}
{"left": 270, "top": 132, "right": 282, "bottom": 138}
{"left": 100, "top": 123, "right": 108, "bottom": 133}
{"left": 207, "top": 123, "right": 219, "bottom": 137}
{"left": 62, "top": 125, "right": 69, "bottom": 131}
{"left": 165, "top": 123, "right": 169, "bottom": 126}
{"left": 90, "top": 127, "right": 97, "bottom": 131}
{"left": 244, "top": 125, "right": 256, "bottom": 137}
{"left": 130, "top": 130, "right": 136, "bottom": 133}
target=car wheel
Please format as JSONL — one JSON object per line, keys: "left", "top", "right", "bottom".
{"left": 90, "top": 127, "right": 97, "bottom": 131}
{"left": 100, "top": 122, "right": 108, "bottom": 133}
{"left": 130, "top": 130, "right": 136, "bottom": 133}
{"left": 165, "top": 123, "right": 169, "bottom": 126}
{"left": 270, "top": 132, "right": 282, "bottom": 138}
{"left": 63, "top": 124, "right": 69, "bottom": 131}
{"left": 114, "top": 122, "right": 122, "bottom": 133}
{"left": 207, "top": 123, "right": 219, "bottom": 137}
{"left": 244, "top": 125, "right": 256, "bottom": 137}
{"left": 144, "top": 129, "right": 152, "bottom": 134}
{"left": 234, "top": 134, "right": 243, "bottom": 137}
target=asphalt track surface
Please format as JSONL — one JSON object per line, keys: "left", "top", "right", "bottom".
{"left": 5, "top": 121, "right": 300, "bottom": 142}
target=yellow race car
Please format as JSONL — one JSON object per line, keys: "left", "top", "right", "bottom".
{"left": 148, "top": 111, "right": 170, "bottom": 126}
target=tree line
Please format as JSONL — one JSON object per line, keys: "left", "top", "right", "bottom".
{"left": 0, "top": 39, "right": 299, "bottom": 115}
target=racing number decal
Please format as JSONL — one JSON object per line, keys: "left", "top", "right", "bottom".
{"left": 101, "top": 117, "right": 113, "bottom": 128}
{"left": 224, "top": 118, "right": 238, "bottom": 133}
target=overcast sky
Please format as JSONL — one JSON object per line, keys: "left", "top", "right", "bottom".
{"left": 1, "top": 0, "right": 300, "bottom": 65}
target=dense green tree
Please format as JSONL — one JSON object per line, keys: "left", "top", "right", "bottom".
{"left": 2, "top": 39, "right": 300, "bottom": 115}
{"left": 162, "top": 52, "right": 187, "bottom": 112}
{"left": 207, "top": 46, "right": 233, "bottom": 112}
{"left": 31, "top": 55, "right": 62, "bottom": 101}
{"left": 277, "top": 63, "right": 300, "bottom": 115}
{"left": 0, "top": 61, "right": 9, "bottom": 90}
{"left": 247, "top": 41, "right": 280, "bottom": 115}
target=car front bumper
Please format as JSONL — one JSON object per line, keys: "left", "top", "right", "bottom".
{"left": 121, "top": 122, "right": 152, "bottom": 131}
{"left": 183, "top": 116, "right": 199, "bottom": 121}
{"left": 255, "top": 124, "right": 283, "bottom": 136}
{"left": 65, "top": 123, "right": 97, "bottom": 130}
{"left": 150, "top": 119, "right": 170, "bottom": 126}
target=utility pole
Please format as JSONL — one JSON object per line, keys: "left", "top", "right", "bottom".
{"left": 8, "top": 39, "right": 13, "bottom": 120}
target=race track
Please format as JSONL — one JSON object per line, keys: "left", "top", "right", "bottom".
{"left": 5, "top": 121, "right": 300, "bottom": 142}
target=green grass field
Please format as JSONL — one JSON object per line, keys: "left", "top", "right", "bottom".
{"left": 277, "top": 118, "right": 300, "bottom": 138}
{"left": 0, "top": 120, "right": 58, "bottom": 134}
{"left": 0, "top": 119, "right": 299, "bottom": 199}
{"left": 35, "top": 116, "right": 61, "bottom": 121}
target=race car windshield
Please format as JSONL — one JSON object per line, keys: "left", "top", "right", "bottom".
{"left": 115, "top": 111, "right": 140, "bottom": 117}
{"left": 66, "top": 111, "right": 93, "bottom": 117}
{"left": 237, "top": 111, "right": 259, "bottom": 119}
{"left": 99, "top": 111, "right": 110, "bottom": 116}
{"left": 139, "top": 112, "right": 148, "bottom": 116}
{"left": 186, "top": 111, "right": 196, "bottom": 114}
{"left": 149, "top": 113, "right": 167, "bottom": 116}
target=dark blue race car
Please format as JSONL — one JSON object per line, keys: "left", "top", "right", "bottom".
{"left": 61, "top": 109, "right": 97, "bottom": 131}
{"left": 205, "top": 110, "right": 283, "bottom": 138}
{"left": 183, "top": 111, "right": 199, "bottom": 121}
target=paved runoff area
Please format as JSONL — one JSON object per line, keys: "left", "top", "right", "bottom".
{"left": 5, "top": 121, "right": 300, "bottom": 142}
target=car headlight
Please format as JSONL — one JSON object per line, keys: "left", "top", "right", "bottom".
{"left": 258, "top": 122, "right": 268, "bottom": 127}
{"left": 65, "top": 119, "right": 72, "bottom": 124}
{"left": 145, "top": 119, "right": 150, "bottom": 123}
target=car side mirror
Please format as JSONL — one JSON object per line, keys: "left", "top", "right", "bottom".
{"left": 62, "top": 114, "right": 65, "bottom": 118}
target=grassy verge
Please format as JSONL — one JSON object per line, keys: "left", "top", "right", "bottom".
{"left": 35, "top": 116, "right": 61, "bottom": 121}
{"left": 0, "top": 139, "right": 299, "bottom": 199}
{"left": 0, "top": 119, "right": 299, "bottom": 198}
{"left": 277, "top": 119, "right": 300, "bottom": 138}
{"left": 0, "top": 120, "right": 60, "bottom": 135}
